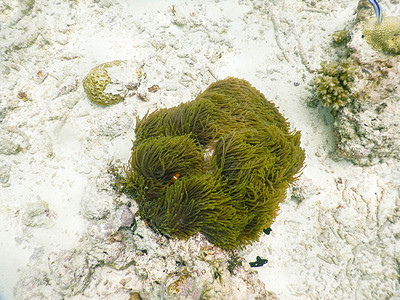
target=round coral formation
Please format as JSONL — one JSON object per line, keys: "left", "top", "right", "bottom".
{"left": 363, "top": 16, "right": 400, "bottom": 54}
{"left": 121, "top": 77, "right": 305, "bottom": 250}
{"left": 83, "top": 60, "right": 125, "bottom": 106}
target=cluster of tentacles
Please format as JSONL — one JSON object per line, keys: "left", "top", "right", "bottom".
{"left": 122, "top": 77, "right": 305, "bottom": 250}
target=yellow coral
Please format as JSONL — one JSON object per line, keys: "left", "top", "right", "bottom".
{"left": 363, "top": 16, "right": 400, "bottom": 54}
{"left": 310, "top": 58, "right": 358, "bottom": 110}
{"left": 82, "top": 60, "right": 125, "bottom": 106}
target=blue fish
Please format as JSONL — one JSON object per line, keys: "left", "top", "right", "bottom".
{"left": 369, "top": 0, "right": 383, "bottom": 24}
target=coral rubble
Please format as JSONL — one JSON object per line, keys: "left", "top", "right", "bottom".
{"left": 14, "top": 173, "right": 271, "bottom": 299}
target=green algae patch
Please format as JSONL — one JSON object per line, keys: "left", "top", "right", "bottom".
{"left": 122, "top": 77, "right": 305, "bottom": 250}
{"left": 363, "top": 16, "right": 400, "bottom": 54}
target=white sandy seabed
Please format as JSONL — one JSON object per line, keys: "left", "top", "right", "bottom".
{"left": 0, "top": 0, "right": 399, "bottom": 299}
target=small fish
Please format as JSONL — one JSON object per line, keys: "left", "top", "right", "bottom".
{"left": 249, "top": 256, "right": 268, "bottom": 267}
{"left": 170, "top": 173, "right": 180, "bottom": 182}
{"left": 263, "top": 227, "right": 272, "bottom": 235}
{"left": 160, "top": 173, "right": 181, "bottom": 190}
{"left": 369, "top": 0, "right": 383, "bottom": 25}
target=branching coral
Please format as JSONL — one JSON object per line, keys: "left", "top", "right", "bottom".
{"left": 310, "top": 58, "right": 359, "bottom": 110}
{"left": 122, "top": 77, "right": 305, "bottom": 250}
{"left": 332, "top": 30, "right": 351, "bottom": 46}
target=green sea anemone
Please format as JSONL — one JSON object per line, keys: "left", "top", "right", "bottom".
{"left": 122, "top": 77, "right": 305, "bottom": 250}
